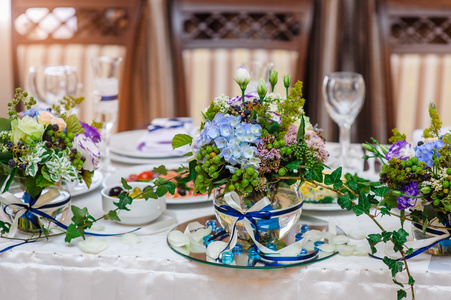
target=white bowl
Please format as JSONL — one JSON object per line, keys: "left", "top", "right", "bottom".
{"left": 101, "top": 182, "right": 166, "bottom": 225}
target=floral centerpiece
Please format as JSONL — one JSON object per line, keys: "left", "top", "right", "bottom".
{"left": 0, "top": 89, "right": 102, "bottom": 234}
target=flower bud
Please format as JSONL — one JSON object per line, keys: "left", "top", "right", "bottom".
{"left": 420, "top": 186, "right": 431, "bottom": 194}
{"left": 283, "top": 74, "right": 290, "bottom": 88}
{"left": 269, "top": 70, "right": 278, "bottom": 87}
{"left": 257, "top": 78, "right": 267, "bottom": 100}
{"left": 362, "top": 143, "right": 373, "bottom": 152}
{"left": 234, "top": 66, "right": 251, "bottom": 90}
{"left": 380, "top": 144, "right": 389, "bottom": 154}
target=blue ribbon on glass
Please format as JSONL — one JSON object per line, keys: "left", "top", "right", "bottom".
{"left": 147, "top": 118, "right": 193, "bottom": 133}
{"left": 100, "top": 95, "right": 118, "bottom": 101}
{"left": 214, "top": 201, "right": 316, "bottom": 263}
{"left": 370, "top": 222, "right": 451, "bottom": 261}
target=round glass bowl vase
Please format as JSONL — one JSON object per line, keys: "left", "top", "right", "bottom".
{"left": 1, "top": 185, "right": 71, "bottom": 234}
{"left": 411, "top": 220, "right": 451, "bottom": 255}
{"left": 214, "top": 183, "right": 303, "bottom": 247}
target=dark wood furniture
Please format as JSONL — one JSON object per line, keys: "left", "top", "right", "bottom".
{"left": 10, "top": 0, "right": 144, "bottom": 130}
{"left": 378, "top": 0, "right": 451, "bottom": 137}
{"left": 167, "top": 0, "right": 314, "bottom": 117}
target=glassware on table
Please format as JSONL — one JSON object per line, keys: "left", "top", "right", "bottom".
{"left": 91, "top": 56, "right": 122, "bottom": 173}
{"left": 28, "top": 65, "right": 78, "bottom": 111}
{"left": 244, "top": 60, "right": 274, "bottom": 94}
{"left": 322, "top": 72, "right": 365, "bottom": 173}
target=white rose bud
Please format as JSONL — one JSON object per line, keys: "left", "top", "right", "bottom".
{"left": 234, "top": 66, "right": 251, "bottom": 90}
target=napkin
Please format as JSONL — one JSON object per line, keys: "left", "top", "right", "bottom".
{"left": 136, "top": 118, "right": 196, "bottom": 155}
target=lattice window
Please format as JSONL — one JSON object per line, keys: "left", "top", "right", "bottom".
{"left": 390, "top": 16, "right": 451, "bottom": 46}
{"left": 183, "top": 12, "right": 301, "bottom": 41}
{"left": 14, "top": 7, "right": 130, "bottom": 41}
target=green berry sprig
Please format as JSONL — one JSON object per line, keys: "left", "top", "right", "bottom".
{"left": 8, "top": 88, "right": 37, "bottom": 119}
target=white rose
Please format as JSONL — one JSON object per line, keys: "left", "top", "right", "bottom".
{"left": 73, "top": 134, "right": 100, "bottom": 171}
{"left": 234, "top": 66, "right": 251, "bottom": 90}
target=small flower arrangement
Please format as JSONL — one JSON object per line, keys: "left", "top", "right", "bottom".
{"left": 0, "top": 89, "right": 102, "bottom": 198}
{"left": 172, "top": 67, "right": 328, "bottom": 198}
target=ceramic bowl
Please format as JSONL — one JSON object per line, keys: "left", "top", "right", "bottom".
{"left": 101, "top": 182, "right": 166, "bottom": 225}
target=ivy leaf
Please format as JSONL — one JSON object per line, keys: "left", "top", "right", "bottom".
{"left": 337, "top": 194, "right": 353, "bottom": 211}
{"left": 267, "top": 121, "right": 280, "bottom": 134}
{"left": 0, "top": 220, "right": 11, "bottom": 234}
{"left": 172, "top": 134, "right": 192, "bottom": 149}
{"left": 24, "top": 176, "right": 42, "bottom": 198}
{"left": 0, "top": 117, "right": 11, "bottom": 131}
{"left": 392, "top": 229, "right": 409, "bottom": 252}
{"left": 383, "top": 256, "right": 404, "bottom": 277}
{"left": 178, "top": 160, "right": 197, "bottom": 183}
{"left": 372, "top": 186, "right": 390, "bottom": 198}
{"left": 71, "top": 206, "right": 90, "bottom": 226}
{"left": 380, "top": 207, "right": 391, "bottom": 216}
{"left": 352, "top": 192, "right": 372, "bottom": 216}
{"left": 143, "top": 188, "right": 158, "bottom": 199}
{"left": 121, "top": 177, "right": 132, "bottom": 190}
{"left": 408, "top": 275, "right": 415, "bottom": 285}
{"left": 163, "top": 181, "right": 176, "bottom": 195}
{"left": 36, "top": 174, "right": 53, "bottom": 188}
{"left": 114, "top": 193, "right": 133, "bottom": 211}
{"left": 346, "top": 177, "right": 359, "bottom": 194}
{"left": 367, "top": 233, "right": 382, "bottom": 254}
{"left": 382, "top": 231, "right": 392, "bottom": 242}
{"left": 306, "top": 166, "right": 324, "bottom": 183}
{"left": 156, "top": 185, "right": 168, "bottom": 197}
{"left": 65, "top": 224, "right": 82, "bottom": 243}
{"left": 397, "top": 289, "right": 407, "bottom": 300}
{"left": 105, "top": 210, "right": 121, "bottom": 222}
{"left": 392, "top": 278, "right": 404, "bottom": 288}
{"left": 153, "top": 165, "right": 168, "bottom": 176}
{"left": 324, "top": 167, "right": 343, "bottom": 190}
{"left": 285, "top": 160, "right": 302, "bottom": 172}
{"left": 367, "top": 194, "right": 379, "bottom": 205}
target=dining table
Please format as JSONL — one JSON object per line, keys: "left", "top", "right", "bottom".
{"left": 0, "top": 158, "right": 450, "bottom": 300}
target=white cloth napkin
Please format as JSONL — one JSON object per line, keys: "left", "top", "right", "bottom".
{"left": 136, "top": 118, "right": 196, "bottom": 155}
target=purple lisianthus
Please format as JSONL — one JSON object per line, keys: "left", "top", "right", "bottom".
{"left": 73, "top": 133, "right": 100, "bottom": 171}
{"left": 385, "top": 140, "right": 415, "bottom": 161}
{"left": 80, "top": 122, "right": 101, "bottom": 143}
{"left": 414, "top": 139, "right": 445, "bottom": 167}
{"left": 397, "top": 181, "right": 419, "bottom": 210}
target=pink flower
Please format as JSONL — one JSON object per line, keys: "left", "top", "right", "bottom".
{"left": 305, "top": 131, "right": 328, "bottom": 163}
{"left": 284, "top": 124, "right": 298, "bottom": 146}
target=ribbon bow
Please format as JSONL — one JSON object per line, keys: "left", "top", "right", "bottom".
{"left": 213, "top": 192, "right": 314, "bottom": 263}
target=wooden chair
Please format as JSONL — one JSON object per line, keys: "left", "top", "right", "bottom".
{"left": 378, "top": 0, "right": 451, "bottom": 141}
{"left": 167, "top": 0, "right": 314, "bottom": 120}
{"left": 10, "top": 0, "right": 144, "bottom": 130}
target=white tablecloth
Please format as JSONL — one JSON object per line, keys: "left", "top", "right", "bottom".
{"left": 0, "top": 170, "right": 450, "bottom": 300}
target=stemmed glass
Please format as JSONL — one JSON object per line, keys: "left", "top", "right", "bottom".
{"left": 91, "top": 56, "right": 122, "bottom": 173}
{"left": 29, "top": 65, "right": 78, "bottom": 110}
{"left": 322, "top": 72, "right": 365, "bottom": 172}
{"left": 244, "top": 61, "right": 274, "bottom": 94}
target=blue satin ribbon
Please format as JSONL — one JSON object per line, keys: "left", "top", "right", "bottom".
{"left": 100, "top": 95, "right": 118, "bottom": 101}
{"left": 0, "top": 241, "right": 37, "bottom": 254}
{"left": 370, "top": 223, "right": 451, "bottom": 261}
{"left": 147, "top": 118, "right": 192, "bottom": 133}
{"left": 214, "top": 202, "right": 315, "bottom": 262}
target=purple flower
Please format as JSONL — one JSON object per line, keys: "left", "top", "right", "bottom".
{"left": 80, "top": 122, "right": 101, "bottom": 143}
{"left": 73, "top": 133, "right": 100, "bottom": 171}
{"left": 397, "top": 181, "right": 419, "bottom": 210}
{"left": 414, "top": 139, "right": 445, "bottom": 167}
{"left": 385, "top": 140, "right": 415, "bottom": 161}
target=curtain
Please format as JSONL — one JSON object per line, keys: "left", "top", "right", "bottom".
{"left": 0, "top": 0, "right": 13, "bottom": 117}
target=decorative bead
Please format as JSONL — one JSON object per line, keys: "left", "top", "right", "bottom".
{"left": 215, "top": 227, "right": 225, "bottom": 234}
{"left": 266, "top": 243, "right": 277, "bottom": 251}
{"left": 203, "top": 234, "right": 213, "bottom": 246}
{"left": 299, "top": 248, "right": 308, "bottom": 256}
{"left": 299, "top": 224, "right": 310, "bottom": 233}
{"left": 221, "top": 251, "right": 234, "bottom": 265}
{"left": 232, "top": 244, "right": 243, "bottom": 255}
{"left": 206, "top": 220, "right": 217, "bottom": 231}
{"left": 295, "top": 233, "right": 304, "bottom": 242}
{"left": 248, "top": 248, "right": 261, "bottom": 260}
{"left": 314, "top": 241, "right": 325, "bottom": 251}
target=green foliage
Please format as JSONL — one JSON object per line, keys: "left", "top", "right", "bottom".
{"left": 0, "top": 118, "right": 11, "bottom": 131}
{"left": 324, "top": 167, "right": 343, "bottom": 190}
{"left": 366, "top": 233, "right": 382, "bottom": 254}
{"left": 52, "top": 95, "right": 84, "bottom": 117}
{"left": 114, "top": 193, "right": 133, "bottom": 211}
{"left": 423, "top": 103, "right": 442, "bottom": 138}
{"left": 121, "top": 177, "right": 132, "bottom": 190}
{"left": 90, "top": 121, "right": 103, "bottom": 130}
{"left": 397, "top": 290, "right": 407, "bottom": 300}
{"left": 296, "top": 115, "right": 305, "bottom": 142}
{"left": 267, "top": 121, "right": 280, "bottom": 134}
{"left": 65, "top": 114, "right": 84, "bottom": 136}
{"left": 0, "top": 220, "right": 11, "bottom": 234}
{"left": 388, "top": 128, "right": 407, "bottom": 143}
{"left": 383, "top": 256, "right": 404, "bottom": 277}
{"left": 153, "top": 165, "right": 168, "bottom": 176}
{"left": 82, "top": 170, "right": 93, "bottom": 189}
{"left": 104, "top": 210, "right": 121, "bottom": 222}
{"left": 65, "top": 206, "right": 96, "bottom": 242}
{"left": 172, "top": 134, "right": 193, "bottom": 149}
{"left": 352, "top": 192, "right": 372, "bottom": 216}
{"left": 337, "top": 194, "right": 353, "bottom": 211}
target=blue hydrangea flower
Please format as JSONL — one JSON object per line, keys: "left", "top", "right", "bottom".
{"left": 397, "top": 181, "right": 419, "bottom": 210}
{"left": 414, "top": 139, "right": 445, "bottom": 167}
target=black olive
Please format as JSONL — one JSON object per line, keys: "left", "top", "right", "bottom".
{"left": 109, "top": 186, "right": 124, "bottom": 197}
{"left": 178, "top": 189, "right": 187, "bottom": 196}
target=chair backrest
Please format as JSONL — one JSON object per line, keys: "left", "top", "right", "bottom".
{"left": 378, "top": 0, "right": 451, "bottom": 140}
{"left": 167, "top": 0, "right": 314, "bottom": 121}
{"left": 10, "top": 0, "right": 143, "bottom": 128}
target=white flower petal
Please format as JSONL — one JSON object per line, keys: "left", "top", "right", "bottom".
{"left": 121, "top": 233, "right": 142, "bottom": 245}
{"left": 168, "top": 230, "right": 190, "bottom": 247}
{"left": 174, "top": 246, "right": 191, "bottom": 256}
{"left": 353, "top": 246, "right": 371, "bottom": 256}
{"left": 206, "top": 241, "right": 228, "bottom": 259}
{"left": 347, "top": 231, "right": 366, "bottom": 240}
{"left": 191, "top": 227, "right": 212, "bottom": 242}
{"left": 337, "top": 245, "right": 356, "bottom": 256}
{"left": 78, "top": 237, "right": 109, "bottom": 254}
{"left": 330, "top": 235, "right": 351, "bottom": 245}
{"left": 317, "top": 244, "right": 336, "bottom": 253}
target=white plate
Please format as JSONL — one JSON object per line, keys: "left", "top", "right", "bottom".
{"left": 110, "top": 130, "right": 186, "bottom": 159}
{"left": 303, "top": 201, "right": 343, "bottom": 211}
{"left": 103, "top": 163, "right": 212, "bottom": 205}
{"left": 110, "top": 151, "right": 188, "bottom": 165}
{"left": 68, "top": 170, "right": 104, "bottom": 197}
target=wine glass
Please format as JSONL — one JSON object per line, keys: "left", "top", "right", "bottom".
{"left": 91, "top": 56, "right": 122, "bottom": 173}
{"left": 244, "top": 60, "right": 274, "bottom": 94}
{"left": 322, "top": 72, "right": 365, "bottom": 172}
{"left": 28, "top": 65, "right": 78, "bottom": 109}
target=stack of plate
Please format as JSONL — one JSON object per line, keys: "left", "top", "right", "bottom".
{"left": 110, "top": 130, "right": 189, "bottom": 164}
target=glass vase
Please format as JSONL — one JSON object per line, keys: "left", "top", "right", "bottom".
{"left": 411, "top": 220, "right": 451, "bottom": 256}
{"left": 214, "top": 183, "right": 302, "bottom": 247}
{"left": 0, "top": 184, "right": 71, "bottom": 234}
